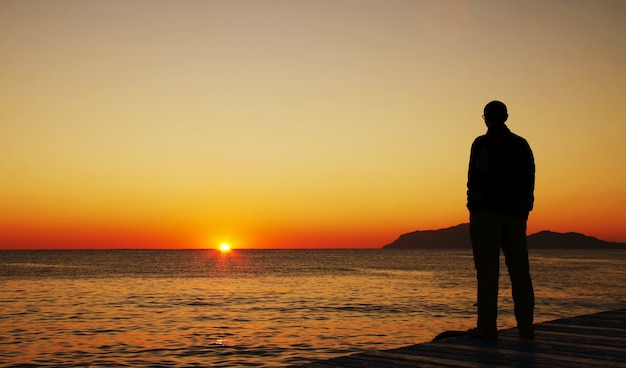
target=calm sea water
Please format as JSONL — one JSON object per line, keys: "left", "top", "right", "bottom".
{"left": 1, "top": 249, "right": 626, "bottom": 367}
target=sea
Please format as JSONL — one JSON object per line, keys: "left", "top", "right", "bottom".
{"left": 1, "top": 249, "right": 626, "bottom": 367}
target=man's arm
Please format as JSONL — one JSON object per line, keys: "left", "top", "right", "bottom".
{"left": 467, "top": 139, "right": 488, "bottom": 212}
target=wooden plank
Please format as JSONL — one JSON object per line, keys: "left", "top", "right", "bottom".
{"left": 341, "top": 353, "right": 459, "bottom": 368}
{"left": 535, "top": 321, "right": 626, "bottom": 338}
{"left": 386, "top": 341, "right": 544, "bottom": 367}
{"left": 551, "top": 316, "right": 626, "bottom": 329}
{"left": 422, "top": 339, "right": 616, "bottom": 368}
{"left": 524, "top": 328, "right": 626, "bottom": 347}
{"left": 490, "top": 337, "right": 626, "bottom": 366}
{"left": 361, "top": 349, "right": 487, "bottom": 368}
{"left": 289, "top": 364, "right": 343, "bottom": 368}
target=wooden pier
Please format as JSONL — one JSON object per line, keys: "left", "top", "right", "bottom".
{"left": 290, "top": 308, "right": 626, "bottom": 367}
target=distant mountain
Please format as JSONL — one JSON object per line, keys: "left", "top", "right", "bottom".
{"left": 383, "top": 223, "right": 626, "bottom": 249}
{"left": 526, "top": 230, "right": 626, "bottom": 249}
{"left": 383, "top": 224, "right": 472, "bottom": 249}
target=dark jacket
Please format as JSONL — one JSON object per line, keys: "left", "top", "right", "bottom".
{"left": 467, "top": 124, "right": 535, "bottom": 219}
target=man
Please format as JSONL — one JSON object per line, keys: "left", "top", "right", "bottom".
{"left": 466, "top": 100, "right": 535, "bottom": 339}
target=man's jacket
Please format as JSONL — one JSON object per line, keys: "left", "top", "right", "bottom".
{"left": 467, "top": 124, "right": 535, "bottom": 220}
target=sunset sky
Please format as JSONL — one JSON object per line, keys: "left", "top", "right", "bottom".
{"left": 1, "top": 0, "right": 625, "bottom": 249}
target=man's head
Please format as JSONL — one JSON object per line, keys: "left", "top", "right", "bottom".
{"left": 483, "top": 100, "right": 508, "bottom": 126}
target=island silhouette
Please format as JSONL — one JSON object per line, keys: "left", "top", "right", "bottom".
{"left": 383, "top": 224, "right": 626, "bottom": 249}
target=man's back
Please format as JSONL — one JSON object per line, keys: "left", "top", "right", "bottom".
{"left": 467, "top": 124, "right": 535, "bottom": 219}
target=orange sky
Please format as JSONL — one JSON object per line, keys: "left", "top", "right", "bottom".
{"left": 1, "top": 0, "right": 626, "bottom": 249}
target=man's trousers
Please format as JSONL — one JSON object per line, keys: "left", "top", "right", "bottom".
{"left": 469, "top": 209, "right": 535, "bottom": 335}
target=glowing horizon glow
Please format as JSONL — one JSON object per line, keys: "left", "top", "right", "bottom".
{"left": 219, "top": 243, "right": 232, "bottom": 252}
{"left": 1, "top": 1, "right": 625, "bottom": 249}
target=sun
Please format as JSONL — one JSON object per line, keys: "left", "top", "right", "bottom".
{"left": 219, "top": 243, "right": 231, "bottom": 252}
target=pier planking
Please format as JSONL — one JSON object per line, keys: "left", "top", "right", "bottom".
{"left": 290, "top": 309, "right": 626, "bottom": 367}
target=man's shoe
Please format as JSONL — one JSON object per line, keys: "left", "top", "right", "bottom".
{"left": 466, "top": 327, "right": 498, "bottom": 340}
{"left": 518, "top": 326, "right": 535, "bottom": 339}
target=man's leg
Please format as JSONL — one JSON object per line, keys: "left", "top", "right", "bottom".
{"left": 470, "top": 210, "right": 502, "bottom": 337}
{"left": 502, "top": 217, "right": 534, "bottom": 333}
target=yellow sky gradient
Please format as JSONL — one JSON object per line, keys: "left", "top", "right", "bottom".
{"left": 1, "top": 0, "right": 626, "bottom": 249}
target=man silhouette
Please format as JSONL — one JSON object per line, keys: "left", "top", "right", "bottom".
{"left": 466, "top": 100, "right": 535, "bottom": 339}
